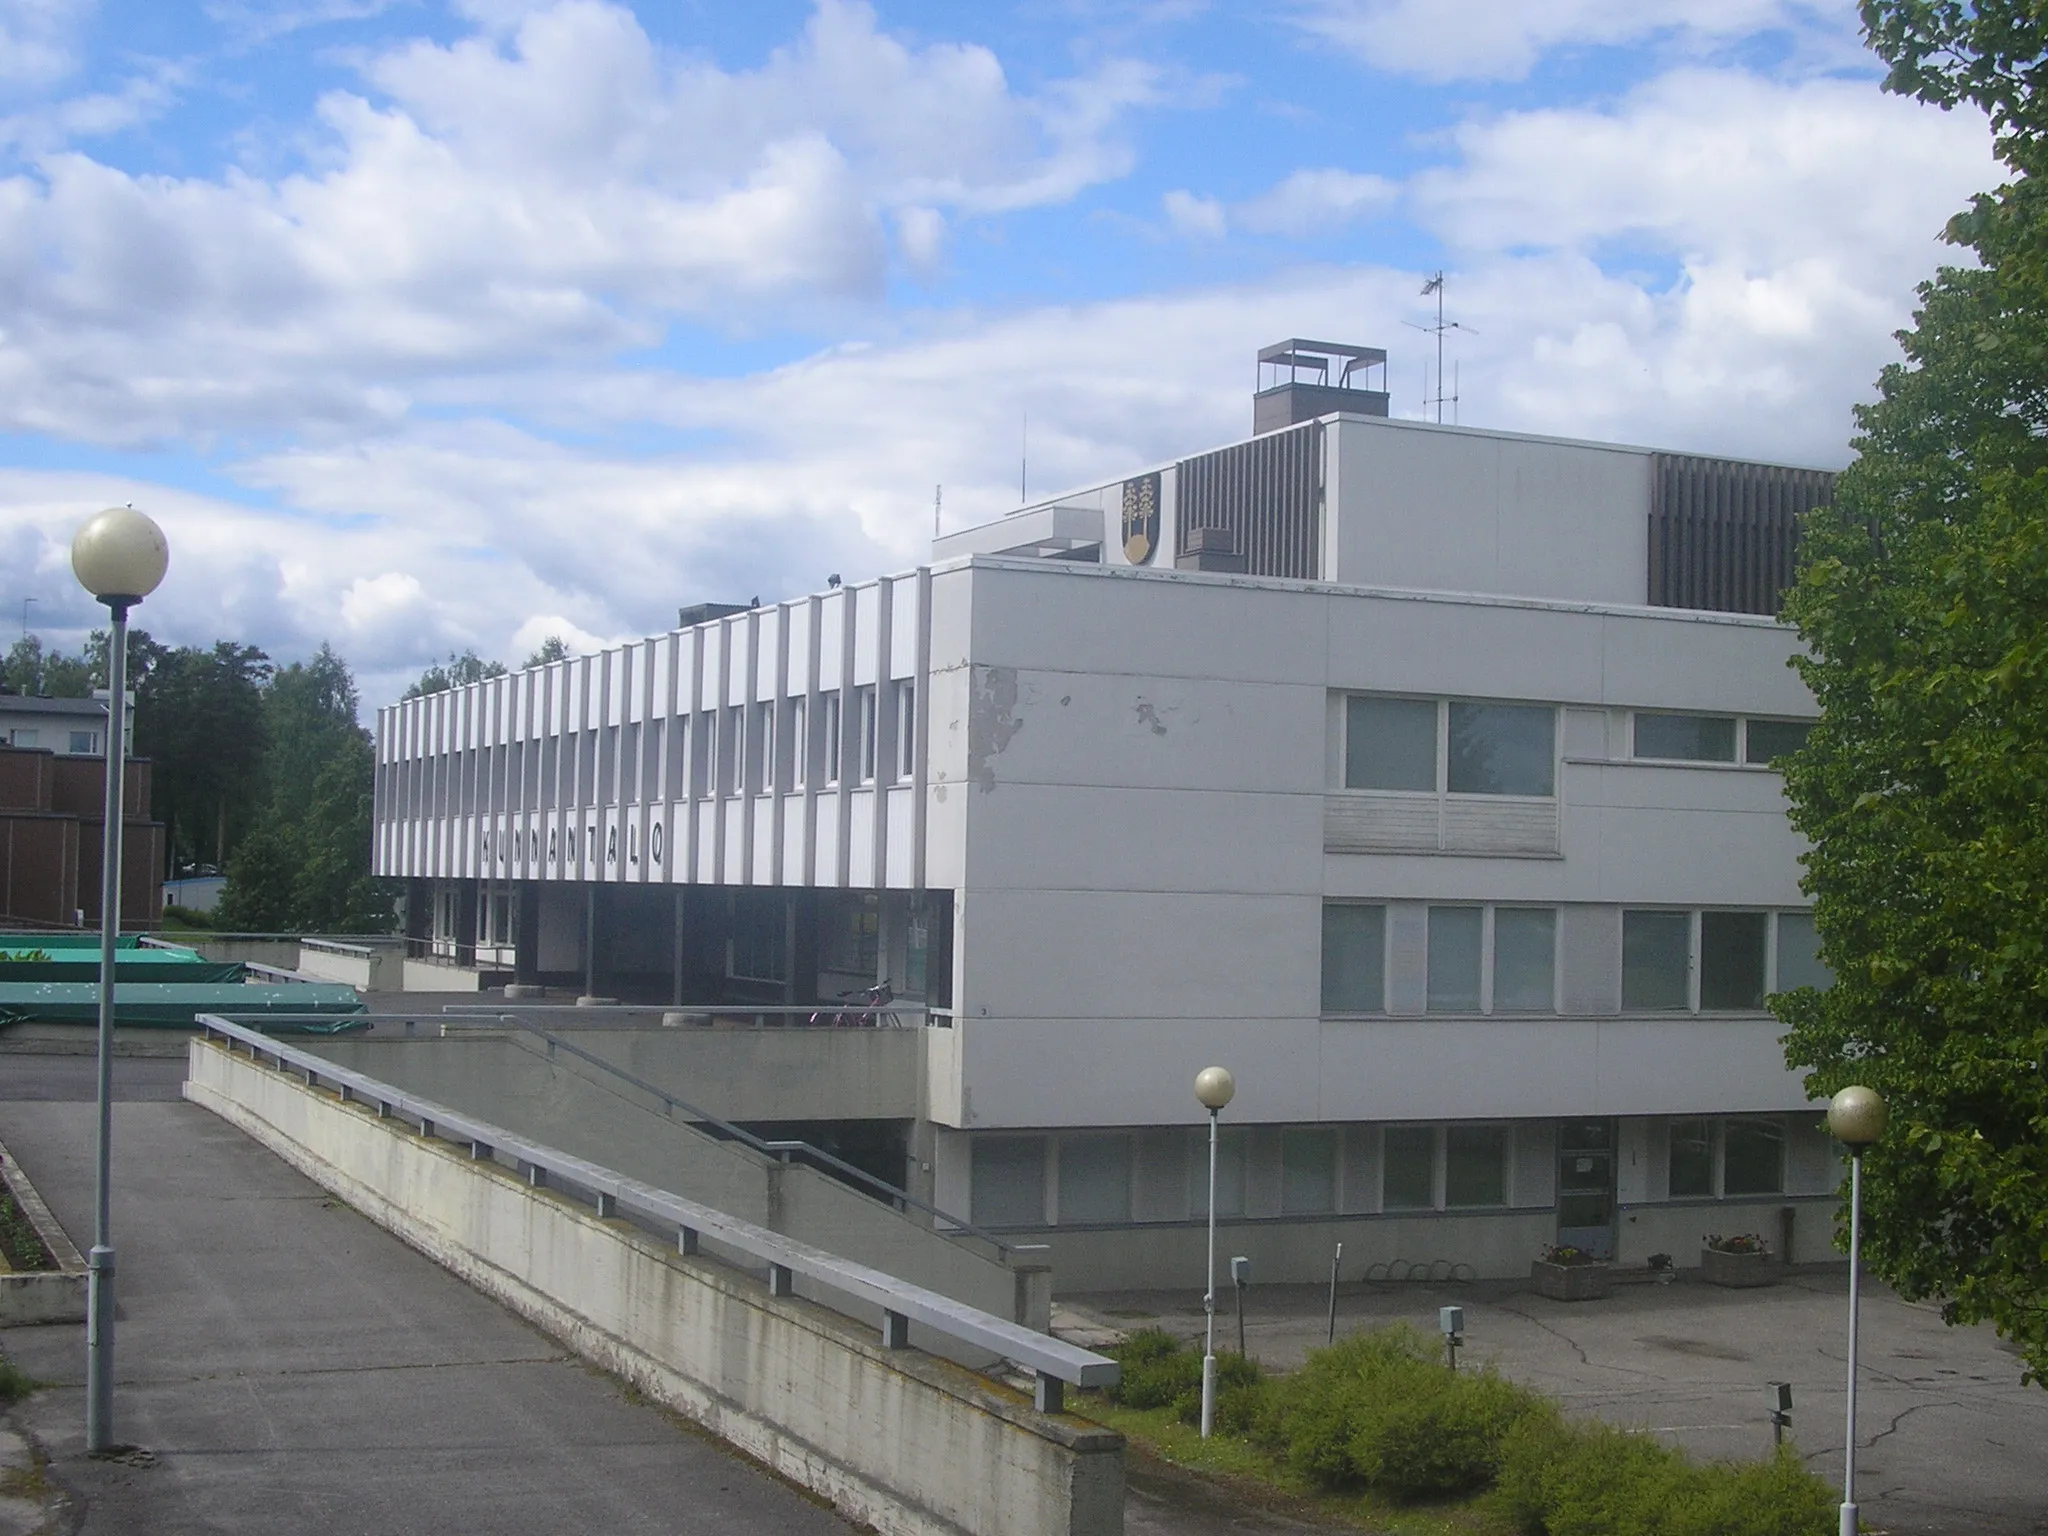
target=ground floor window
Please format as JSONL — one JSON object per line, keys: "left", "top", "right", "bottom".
{"left": 1057, "top": 1135, "right": 1132, "bottom": 1224}
{"left": 1667, "top": 1115, "right": 1785, "bottom": 1198}
{"left": 971, "top": 1137, "right": 1045, "bottom": 1227}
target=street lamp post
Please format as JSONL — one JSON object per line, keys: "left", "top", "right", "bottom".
{"left": 1193, "top": 1065, "right": 1235, "bottom": 1439}
{"left": 70, "top": 506, "right": 170, "bottom": 1455}
{"left": 1826, "top": 1084, "right": 1888, "bottom": 1536}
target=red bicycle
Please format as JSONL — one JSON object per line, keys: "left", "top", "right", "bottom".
{"left": 808, "top": 980, "right": 899, "bottom": 1028}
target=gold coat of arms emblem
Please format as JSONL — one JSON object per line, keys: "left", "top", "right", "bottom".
{"left": 1121, "top": 473, "right": 1160, "bottom": 564}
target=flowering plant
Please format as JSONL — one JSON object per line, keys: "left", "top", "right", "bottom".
{"left": 1703, "top": 1232, "right": 1770, "bottom": 1255}
{"left": 1538, "top": 1243, "right": 1603, "bottom": 1266}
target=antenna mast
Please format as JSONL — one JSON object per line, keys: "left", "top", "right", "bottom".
{"left": 934, "top": 484, "right": 942, "bottom": 539}
{"left": 1412, "top": 272, "right": 1474, "bottom": 425}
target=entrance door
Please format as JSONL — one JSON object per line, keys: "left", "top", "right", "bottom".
{"left": 1556, "top": 1120, "right": 1616, "bottom": 1259}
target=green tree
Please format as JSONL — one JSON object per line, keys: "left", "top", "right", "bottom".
{"left": 217, "top": 644, "right": 394, "bottom": 933}
{"left": 404, "top": 647, "right": 508, "bottom": 699}
{"left": 135, "top": 641, "right": 271, "bottom": 872}
{"left": 1776, "top": 3, "right": 2048, "bottom": 1383}
{"left": 523, "top": 635, "right": 570, "bottom": 668}
{"left": 3, "top": 634, "right": 93, "bottom": 697}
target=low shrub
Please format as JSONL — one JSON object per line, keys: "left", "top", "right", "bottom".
{"left": 0, "top": 1351, "right": 36, "bottom": 1408}
{"left": 1495, "top": 1413, "right": 1835, "bottom": 1536}
{"left": 1104, "top": 1328, "right": 1266, "bottom": 1433}
{"left": 1260, "top": 1325, "right": 1553, "bottom": 1501}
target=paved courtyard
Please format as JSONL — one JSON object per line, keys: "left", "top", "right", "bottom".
{"left": 1061, "top": 1266, "right": 2048, "bottom": 1536}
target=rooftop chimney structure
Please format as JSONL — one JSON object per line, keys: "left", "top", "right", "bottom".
{"left": 1254, "top": 340, "right": 1388, "bottom": 435}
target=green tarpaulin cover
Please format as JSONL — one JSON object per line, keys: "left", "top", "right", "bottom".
{"left": 0, "top": 981, "right": 368, "bottom": 1030}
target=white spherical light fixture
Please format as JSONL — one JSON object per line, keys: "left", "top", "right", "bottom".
{"left": 1194, "top": 1065, "right": 1236, "bottom": 1112}
{"left": 71, "top": 506, "right": 169, "bottom": 607}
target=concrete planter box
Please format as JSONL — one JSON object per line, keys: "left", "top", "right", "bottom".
{"left": 1531, "top": 1259, "right": 1612, "bottom": 1302}
{"left": 0, "top": 1135, "right": 87, "bottom": 1325}
{"left": 1700, "top": 1247, "right": 1777, "bottom": 1288}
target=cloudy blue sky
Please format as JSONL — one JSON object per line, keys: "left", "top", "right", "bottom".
{"left": 0, "top": 0, "right": 2000, "bottom": 707}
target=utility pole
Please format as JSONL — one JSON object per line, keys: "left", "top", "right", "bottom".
{"left": 20, "top": 595, "right": 34, "bottom": 642}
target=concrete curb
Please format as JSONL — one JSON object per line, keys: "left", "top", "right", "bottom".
{"left": 0, "top": 1137, "right": 86, "bottom": 1327}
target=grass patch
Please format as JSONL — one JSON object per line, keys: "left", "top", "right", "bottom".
{"left": 0, "top": 1185, "right": 54, "bottom": 1274}
{"left": 1079, "top": 1326, "right": 1836, "bottom": 1536}
{"left": 0, "top": 1351, "right": 40, "bottom": 1409}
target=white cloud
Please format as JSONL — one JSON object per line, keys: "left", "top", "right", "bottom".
{"left": 0, "top": 0, "right": 1168, "bottom": 447}
{"left": 1163, "top": 167, "right": 1393, "bottom": 238}
{"left": 1296, "top": 0, "right": 1856, "bottom": 83}
{"left": 0, "top": 0, "right": 92, "bottom": 92}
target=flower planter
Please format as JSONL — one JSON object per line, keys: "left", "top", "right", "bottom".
{"left": 1531, "top": 1258, "right": 1612, "bottom": 1301}
{"left": 1700, "top": 1247, "right": 1777, "bottom": 1288}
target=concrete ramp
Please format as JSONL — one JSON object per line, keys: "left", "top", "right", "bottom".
{"left": 183, "top": 1030, "right": 1122, "bottom": 1536}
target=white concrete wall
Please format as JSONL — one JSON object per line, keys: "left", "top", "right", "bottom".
{"left": 185, "top": 1041, "right": 1121, "bottom": 1536}
{"left": 1325, "top": 416, "right": 1652, "bottom": 603}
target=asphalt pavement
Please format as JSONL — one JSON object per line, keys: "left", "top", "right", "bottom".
{"left": 0, "top": 1055, "right": 855, "bottom": 1536}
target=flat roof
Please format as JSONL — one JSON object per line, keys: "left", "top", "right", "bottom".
{"left": 0, "top": 696, "right": 110, "bottom": 717}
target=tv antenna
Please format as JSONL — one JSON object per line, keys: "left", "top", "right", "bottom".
{"left": 19, "top": 596, "right": 34, "bottom": 642}
{"left": 934, "top": 484, "right": 942, "bottom": 539}
{"left": 1405, "top": 271, "right": 1475, "bottom": 425}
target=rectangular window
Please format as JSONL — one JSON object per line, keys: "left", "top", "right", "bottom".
{"left": 1426, "top": 906, "right": 1483, "bottom": 1013}
{"left": 1669, "top": 1118, "right": 1714, "bottom": 1198}
{"left": 971, "top": 1137, "right": 1046, "bottom": 1227}
{"left": 1634, "top": 713, "right": 1737, "bottom": 762}
{"left": 787, "top": 698, "right": 806, "bottom": 789}
{"left": 1321, "top": 903, "right": 1385, "bottom": 1014}
{"left": 900, "top": 681, "right": 916, "bottom": 778}
{"left": 8, "top": 729, "right": 36, "bottom": 747}
{"left": 1492, "top": 908, "right": 1556, "bottom": 1012}
{"left": 1383, "top": 1126, "right": 1435, "bottom": 1210}
{"left": 1447, "top": 702, "right": 1554, "bottom": 795}
{"left": 1745, "top": 719, "right": 1812, "bottom": 764}
{"left": 1774, "top": 911, "right": 1830, "bottom": 992}
{"left": 820, "top": 894, "right": 880, "bottom": 976}
{"left": 1444, "top": 1125, "right": 1506, "bottom": 1207}
{"left": 1723, "top": 1118, "right": 1785, "bottom": 1196}
{"left": 1345, "top": 696, "right": 1436, "bottom": 791}
{"left": 1191, "top": 1129, "right": 1248, "bottom": 1219}
{"left": 857, "top": 686, "right": 877, "bottom": 783}
{"left": 1700, "top": 911, "right": 1767, "bottom": 1010}
{"left": 725, "top": 891, "right": 786, "bottom": 983}
{"left": 720, "top": 707, "right": 742, "bottom": 795}
{"left": 1281, "top": 1129, "right": 1338, "bottom": 1215}
{"left": 1058, "top": 1135, "right": 1132, "bottom": 1224}
{"left": 821, "top": 691, "right": 842, "bottom": 785}
{"left": 1622, "top": 910, "right": 1691, "bottom": 1010}
{"left": 749, "top": 701, "right": 774, "bottom": 794}
{"left": 68, "top": 730, "right": 96, "bottom": 754}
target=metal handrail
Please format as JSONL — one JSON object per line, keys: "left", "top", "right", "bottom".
{"left": 300, "top": 937, "right": 385, "bottom": 957}
{"left": 444, "top": 1001, "right": 921, "bottom": 1029}
{"left": 191, "top": 1012, "right": 1111, "bottom": 1406}
{"left": 453, "top": 1010, "right": 1020, "bottom": 1257}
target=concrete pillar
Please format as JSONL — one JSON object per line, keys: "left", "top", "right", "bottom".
{"left": 513, "top": 880, "right": 540, "bottom": 986}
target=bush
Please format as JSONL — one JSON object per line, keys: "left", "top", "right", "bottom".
{"left": 0, "top": 1351, "right": 36, "bottom": 1407}
{"left": 1104, "top": 1328, "right": 1266, "bottom": 1433}
{"left": 1495, "top": 1414, "right": 1835, "bottom": 1536}
{"left": 1261, "top": 1325, "right": 1552, "bottom": 1501}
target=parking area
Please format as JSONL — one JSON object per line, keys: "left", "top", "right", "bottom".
{"left": 1060, "top": 1266, "right": 2048, "bottom": 1536}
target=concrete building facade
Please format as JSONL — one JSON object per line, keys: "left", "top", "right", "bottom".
{"left": 373, "top": 349, "right": 1841, "bottom": 1287}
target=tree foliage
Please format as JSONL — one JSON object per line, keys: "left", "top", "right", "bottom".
{"left": 523, "top": 635, "right": 570, "bottom": 668}
{"left": 1775, "top": 4, "right": 2048, "bottom": 1383}
{"left": 404, "top": 647, "right": 507, "bottom": 699}
{"left": 135, "top": 641, "right": 271, "bottom": 871}
{"left": 3, "top": 634, "right": 94, "bottom": 697}
{"left": 217, "top": 644, "right": 393, "bottom": 933}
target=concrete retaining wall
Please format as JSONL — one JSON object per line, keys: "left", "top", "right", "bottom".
{"left": 400, "top": 958, "right": 483, "bottom": 992}
{"left": 296, "top": 941, "right": 399, "bottom": 991}
{"left": 312, "top": 1032, "right": 1040, "bottom": 1328}
{"left": 0, "top": 1134, "right": 86, "bottom": 1325}
{"left": 183, "top": 1041, "right": 1121, "bottom": 1536}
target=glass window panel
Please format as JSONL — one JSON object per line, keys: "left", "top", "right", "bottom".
{"left": 1775, "top": 911, "right": 1831, "bottom": 992}
{"left": 1700, "top": 911, "right": 1767, "bottom": 1010}
{"left": 1281, "top": 1129, "right": 1338, "bottom": 1214}
{"left": 1493, "top": 908, "right": 1556, "bottom": 1012}
{"left": 1321, "top": 904, "right": 1385, "bottom": 1014}
{"left": 1427, "top": 907, "right": 1483, "bottom": 1012}
{"left": 1058, "top": 1135, "right": 1132, "bottom": 1225}
{"left": 1383, "top": 1126, "right": 1435, "bottom": 1210}
{"left": 1622, "top": 910, "right": 1691, "bottom": 1010}
{"left": 1723, "top": 1118, "right": 1785, "bottom": 1196}
{"left": 1447, "top": 702, "right": 1555, "bottom": 795}
{"left": 1634, "top": 713, "right": 1737, "bottom": 762}
{"left": 1669, "top": 1118, "right": 1713, "bottom": 1198}
{"left": 1745, "top": 719, "right": 1812, "bottom": 764}
{"left": 971, "top": 1137, "right": 1046, "bottom": 1227}
{"left": 1345, "top": 696, "right": 1437, "bottom": 791}
{"left": 1444, "top": 1125, "right": 1506, "bottom": 1207}
{"left": 1191, "top": 1129, "right": 1247, "bottom": 1219}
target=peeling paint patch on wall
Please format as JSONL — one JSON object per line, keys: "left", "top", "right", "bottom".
{"left": 968, "top": 665, "right": 1024, "bottom": 792}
